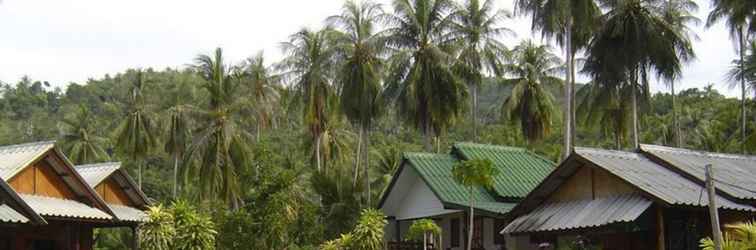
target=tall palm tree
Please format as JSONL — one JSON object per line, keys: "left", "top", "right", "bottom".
{"left": 515, "top": 0, "right": 601, "bottom": 158}
{"left": 280, "top": 29, "right": 340, "bottom": 172}
{"left": 328, "top": 0, "right": 386, "bottom": 205}
{"left": 113, "top": 69, "right": 157, "bottom": 189}
{"left": 61, "top": 105, "right": 109, "bottom": 165}
{"left": 242, "top": 52, "right": 281, "bottom": 141}
{"left": 384, "top": 0, "right": 468, "bottom": 151}
{"left": 501, "top": 40, "right": 562, "bottom": 143}
{"left": 448, "top": 0, "right": 513, "bottom": 141}
{"left": 707, "top": 0, "right": 756, "bottom": 153}
{"left": 658, "top": 0, "right": 699, "bottom": 147}
{"left": 576, "top": 81, "right": 633, "bottom": 149}
{"left": 164, "top": 73, "right": 195, "bottom": 199}
{"left": 187, "top": 48, "right": 251, "bottom": 209}
{"left": 584, "top": 0, "right": 691, "bottom": 149}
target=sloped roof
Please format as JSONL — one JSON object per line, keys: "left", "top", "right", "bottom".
{"left": 0, "top": 141, "right": 55, "bottom": 180}
{"left": 576, "top": 147, "right": 753, "bottom": 211}
{"left": 403, "top": 153, "right": 516, "bottom": 214}
{"left": 453, "top": 143, "right": 555, "bottom": 198}
{"left": 641, "top": 144, "right": 756, "bottom": 201}
{"left": 378, "top": 143, "right": 554, "bottom": 216}
{"left": 75, "top": 162, "right": 121, "bottom": 187}
{"left": 0, "top": 204, "right": 29, "bottom": 223}
{"left": 20, "top": 194, "right": 112, "bottom": 220}
{"left": 503, "top": 194, "right": 652, "bottom": 233}
{"left": 108, "top": 204, "right": 147, "bottom": 222}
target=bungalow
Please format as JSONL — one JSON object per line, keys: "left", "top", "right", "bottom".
{"left": 502, "top": 145, "right": 756, "bottom": 250}
{"left": 75, "top": 162, "right": 149, "bottom": 225}
{"left": 0, "top": 141, "right": 148, "bottom": 250}
{"left": 378, "top": 143, "right": 556, "bottom": 250}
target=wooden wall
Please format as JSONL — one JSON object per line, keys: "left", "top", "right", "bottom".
{"left": 8, "top": 156, "right": 77, "bottom": 199}
{"left": 95, "top": 177, "right": 134, "bottom": 206}
{"left": 549, "top": 164, "right": 639, "bottom": 202}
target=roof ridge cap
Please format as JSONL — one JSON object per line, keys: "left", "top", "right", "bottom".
{"left": 641, "top": 144, "right": 756, "bottom": 161}
{"left": 0, "top": 141, "right": 55, "bottom": 150}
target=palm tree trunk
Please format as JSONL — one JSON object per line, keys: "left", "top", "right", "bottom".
{"left": 423, "top": 232, "right": 428, "bottom": 250}
{"left": 363, "top": 126, "right": 371, "bottom": 206}
{"left": 570, "top": 45, "right": 577, "bottom": 147}
{"left": 423, "top": 123, "right": 433, "bottom": 152}
{"left": 467, "top": 187, "right": 474, "bottom": 250}
{"left": 315, "top": 134, "right": 322, "bottom": 173}
{"left": 353, "top": 127, "right": 363, "bottom": 188}
{"left": 632, "top": 80, "right": 640, "bottom": 149}
{"left": 173, "top": 153, "right": 179, "bottom": 199}
{"left": 472, "top": 83, "right": 479, "bottom": 142}
{"left": 562, "top": 19, "right": 574, "bottom": 160}
{"left": 137, "top": 159, "right": 142, "bottom": 190}
{"left": 740, "top": 27, "right": 748, "bottom": 154}
{"left": 672, "top": 81, "right": 681, "bottom": 147}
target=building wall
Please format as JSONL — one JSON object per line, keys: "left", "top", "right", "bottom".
{"left": 8, "top": 156, "right": 77, "bottom": 199}
{"left": 95, "top": 177, "right": 134, "bottom": 206}
{"left": 549, "top": 164, "right": 639, "bottom": 202}
{"left": 0, "top": 221, "right": 94, "bottom": 250}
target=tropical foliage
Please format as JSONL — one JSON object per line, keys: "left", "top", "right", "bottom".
{"left": 701, "top": 221, "right": 756, "bottom": 250}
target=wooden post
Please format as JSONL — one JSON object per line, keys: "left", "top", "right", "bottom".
{"left": 706, "top": 164, "right": 724, "bottom": 250}
{"left": 132, "top": 226, "right": 140, "bottom": 250}
{"left": 656, "top": 207, "right": 665, "bottom": 250}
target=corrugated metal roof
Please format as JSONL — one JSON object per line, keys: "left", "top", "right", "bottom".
{"left": 20, "top": 194, "right": 112, "bottom": 220}
{"left": 503, "top": 194, "right": 652, "bottom": 233}
{"left": 109, "top": 204, "right": 147, "bottom": 222}
{"left": 0, "top": 204, "right": 29, "bottom": 223}
{"left": 405, "top": 153, "right": 516, "bottom": 215}
{"left": 454, "top": 143, "right": 555, "bottom": 198}
{"left": 0, "top": 141, "right": 54, "bottom": 180}
{"left": 641, "top": 144, "right": 756, "bottom": 201}
{"left": 576, "top": 147, "right": 754, "bottom": 211}
{"left": 75, "top": 162, "right": 121, "bottom": 187}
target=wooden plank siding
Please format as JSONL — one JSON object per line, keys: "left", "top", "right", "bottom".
{"left": 549, "top": 164, "right": 639, "bottom": 202}
{"left": 95, "top": 178, "right": 134, "bottom": 206}
{"left": 8, "top": 157, "right": 76, "bottom": 199}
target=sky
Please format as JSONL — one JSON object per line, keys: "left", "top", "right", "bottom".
{"left": 0, "top": 0, "right": 742, "bottom": 97}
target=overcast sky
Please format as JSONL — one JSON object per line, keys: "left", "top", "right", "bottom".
{"left": 0, "top": 0, "right": 742, "bottom": 97}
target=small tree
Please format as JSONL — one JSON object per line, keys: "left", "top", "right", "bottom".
{"left": 452, "top": 159, "right": 498, "bottom": 250}
{"left": 139, "top": 205, "right": 175, "bottom": 250}
{"left": 319, "top": 208, "right": 386, "bottom": 250}
{"left": 407, "top": 219, "right": 442, "bottom": 250}
{"left": 139, "top": 201, "right": 217, "bottom": 250}
{"left": 701, "top": 221, "right": 756, "bottom": 250}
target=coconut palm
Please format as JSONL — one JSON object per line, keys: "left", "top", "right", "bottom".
{"left": 164, "top": 74, "right": 195, "bottom": 199}
{"left": 584, "top": 0, "right": 691, "bottom": 149}
{"left": 384, "top": 0, "right": 468, "bottom": 151}
{"left": 328, "top": 0, "right": 386, "bottom": 205}
{"left": 448, "top": 0, "right": 513, "bottom": 141}
{"left": 577, "top": 81, "right": 633, "bottom": 149}
{"left": 113, "top": 69, "right": 157, "bottom": 189}
{"left": 61, "top": 105, "right": 109, "bottom": 165}
{"left": 514, "top": 0, "right": 601, "bottom": 158}
{"left": 501, "top": 40, "right": 562, "bottom": 143}
{"left": 186, "top": 48, "right": 251, "bottom": 209}
{"left": 280, "top": 28, "right": 340, "bottom": 172}
{"left": 242, "top": 52, "right": 281, "bottom": 141}
{"left": 658, "top": 0, "right": 699, "bottom": 147}
{"left": 707, "top": 0, "right": 756, "bottom": 153}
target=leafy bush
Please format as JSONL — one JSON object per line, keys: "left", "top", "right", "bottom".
{"left": 319, "top": 209, "right": 386, "bottom": 250}
{"left": 701, "top": 221, "right": 756, "bottom": 250}
{"left": 139, "top": 201, "right": 216, "bottom": 250}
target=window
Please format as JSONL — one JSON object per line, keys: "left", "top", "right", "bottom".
{"left": 451, "top": 218, "right": 460, "bottom": 247}
{"left": 494, "top": 218, "right": 507, "bottom": 245}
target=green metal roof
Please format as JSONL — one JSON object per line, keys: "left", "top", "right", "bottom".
{"left": 394, "top": 143, "right": 555, "bottom": 215}
{"left": 453, "top": 143, "right": 556, "bottom": 198}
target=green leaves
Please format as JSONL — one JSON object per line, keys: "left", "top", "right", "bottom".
{"left": 318, "top": 208, "right": 387, "bottom": 250}
{"left": 700, "top": 221, "right": 756, "bottom": 250}
{"left": 406, "top": 218, "right": 442, "bottom": 240}
{"left": 452, "top": 158, "right": 498, "bottom": 188}
{"left": 139, "top": 202, "right": 217, "bottom": 250}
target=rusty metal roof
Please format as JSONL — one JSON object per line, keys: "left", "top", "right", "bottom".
{"left": 0, "top": 204, "right": 29, "bottom": 223}
{"left": 576, "top": 147, "right": 754, "bottom": 211}
{"left": 20, "top": 194, "right": 112, "bottom": 221}
{"left": 0, "top": 141, "right": 55, "bottom": 180}
{"left": 75, "top": 162, "right": 121, "bottom": 187}
{"left": 503, "top": 194, "right": 652, "bottom": 233}
{"left": 641, "top": 144, "right": 756, "bottom": 201}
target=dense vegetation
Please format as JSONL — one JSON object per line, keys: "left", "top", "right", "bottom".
{"left": 2, "top": 0, "right": 754, "bottom": 249}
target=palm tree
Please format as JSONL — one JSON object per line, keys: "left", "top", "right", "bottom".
{"left": 707, "top": 0, "right": 756, "bottom": 153}
{"left": 280, "top": 29, "right": 340, "bottom": 172}
{"left": 61, "top": 105, "right": 109, "bottom": 164}
{"left": 113, "top": 69, "right": 157, "bottom": 189}
{"left": 501, "top": 40, "right": 562, "bottom": 143}
{"left": 448, "top": 0, "right": 513, "bottom": 141}
{"left": 328, "top": 0, "right": 386, "bottom": 205}
{"left": 242, "top": 52, "right": 281, "bottom": 141}
{"left": 452, "top": 159, "right": 498, "bottom": 250}
{"left": 514, "top": 0, "right": 601, "bottom": 158}
{"left": 659, "top": 0, "right": 699, "bottom": 147}
{"left": 164, "top": 73, "right": 195, "bottom": 199}
{"left": 384, "top": 0, "right": 468, "bottom": 151}
{"left": 584, "top": 0, "right": 691, "bottom": 149}
{"left": 576, "top": 81, "right": 633, "bottom": 149}
{"left": 187, "top": 48, "right": 251, "bottom": 209}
